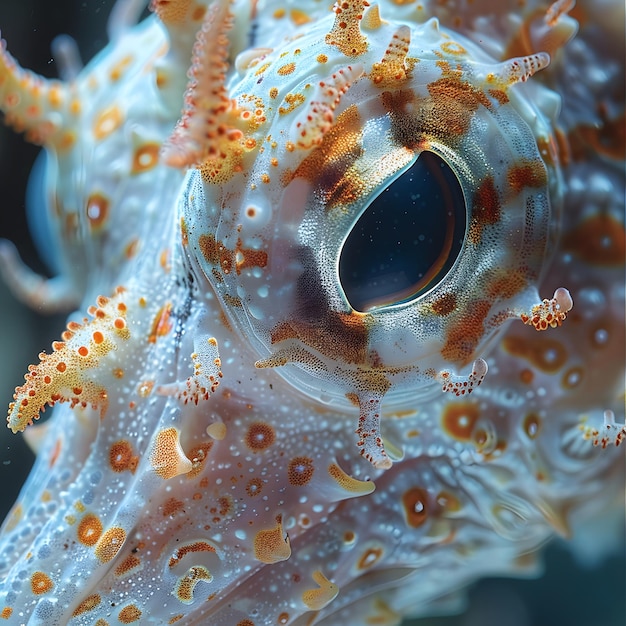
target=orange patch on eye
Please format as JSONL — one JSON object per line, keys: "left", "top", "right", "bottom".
{"left": 469, "top": 176, "right": 501, "bottom": 244}
{"left": 441, "top": 299, "right": 491, "bottom": 363}
{"left": 431, "top": 292, "right": 456, "bottom": 316}
{"left": 507, "top": 159, "right": 547, "bottom": 193}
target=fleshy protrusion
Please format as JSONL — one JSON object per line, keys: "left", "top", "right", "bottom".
{"left": 438, "top": 358, "right": 488, "bottom": 396}
{"left": 369, "top": 26, "right": 411, "bottom": 86}
{"left": 162, "top": 0, "right": 255, "bottom": 177}
{"left": 0, "top": 34, "right": 76, "bottom": 149}
{"left": 355, "top": 393, "right": 392, "bottom": 470}
{"left": 302, "top": 570, "right": 340, "bottom": 611}
{"left": 490, "top": 53, "right": 551, "bottom": 86}
{"left": 521, "top": 287, "right": 573, "bottom": 330}
{"left": 7, "top": 288, "right": 130, "bottom": 432}
{"left": 0, "top": 240, "right": 80, "bottom": 313}
{"left": 157, "top": 336, "right": 223, "bottom": 404}
{"left": 325, "top": 1, "right": 370, "bottom": 57}
{"left": 581, "top": 410, "right": 626, "bottom": 449}
{"left": 291, "top": 64, "right": 363, "bottom": 149}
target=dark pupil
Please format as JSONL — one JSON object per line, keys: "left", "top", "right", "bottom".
{"left": 339, "top": 151, "right": 466, "bottom": 312}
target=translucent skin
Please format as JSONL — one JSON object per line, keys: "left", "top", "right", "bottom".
{"left": 0, "top": 1, "right": 623, "bottom": 625}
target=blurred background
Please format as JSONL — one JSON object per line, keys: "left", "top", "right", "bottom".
{"left": 0, "top": 1, "right": 623, "bottom": 624}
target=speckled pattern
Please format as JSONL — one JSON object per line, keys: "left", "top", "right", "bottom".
{"left": 0, "top": 1, "right": 624, "bottom": 625}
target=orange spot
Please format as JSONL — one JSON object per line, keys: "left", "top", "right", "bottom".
{"left": 402, "top": 487, "right": 429, "bottom": 528}
{"left": 523, "top": 413, "right": 542, "bottom": 439}
{"left": 147, "top": 303, "right": 173, "bottom": 344}
{"left": 277, "top": 62, "right": 296, "bottom": 76}
{"left": 160, "top": 249, "right": 171, "bottom": 272}
{"left": 181, "top": 217, "right": 189, "bottom": 246}
{"left": 114, "top": 554, "right": 141, "bottom": 577}
{"left": 357, "top": 546, "right": 383, "bottom": 570}
{"left": 246, "top": 477, "right": 264, "bottom": 497}
{"left": 118, "top": 605, "right": 142, "bottom": 623}
{"left": 30, "top": 572, "right": 53, "bottom": 595}
{"left": 77, "top": 513, "right": 103, "bottom": 546}
{"left": 49, "top": 438, "right": 62, "bottom": 468}
{"left": 109, "top": 440, "right": 138, "bottom": 473}
{"left": 245, "top": 422, "right": 276, "bottom": 451}
{"left": 562, "top": 366, "right": 584, "bottom": 390}
{"left": 1, "top": 607, "right": 13, "bottom": 619}
{"left": 287, "top": 456, "right": 315, "bottom": 486}
{"left": 85, "top": 193, "right": 109, "bottom": 231}
{"left": 72, "top": 594, "right": 101, "bottom": 616}
{"left": 132, "top": 143, "right": 160, "bottom": 174}
{"left": 78, "top": 346, "right": 89, "bottom": 357}
{"left": 519, "top": 368, "right": 534, "bottom": 384}
{"left": 125, "top": 238, "right": 139, "bottom": 259}
{"left": 95, "top": 527, "right": 126, "bottom": 563}
{"left": 168, "top": 541, "right": 217, "bottom": 569}
{"left": 442, "top": 402, "right": 480, "bottom": 441}
{"left": 109, "top": 55, "right": 133, "bottom": 82}
{"left": 161, "top": 497, "right": 184, "bottom": 518}
{"left": 137, "top": 380, "right": 155, "bottom": 398}
{"left": 93, "top": 105, "right": 122, "bottom": 139}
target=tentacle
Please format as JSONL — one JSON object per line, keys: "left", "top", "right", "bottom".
{"left": 520, "top": 287, "right": 573, "bottom": 331}
{"left": 0, "top": 240, "right": 80, "bottom": 313}
{"left": 0, "top": 33, "right": 76, "bottom": 150}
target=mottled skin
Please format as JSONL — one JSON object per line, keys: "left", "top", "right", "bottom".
{"left": 0, "top": 1, "right": 624, "bottom": 625}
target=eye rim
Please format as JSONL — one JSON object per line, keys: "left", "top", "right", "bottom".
{"left": 337, "top": 147, "right": 469, "bottom": 313}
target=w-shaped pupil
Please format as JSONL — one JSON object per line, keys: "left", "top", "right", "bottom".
{"left": 339, "top": 151, "right": 466, "bottom": 312}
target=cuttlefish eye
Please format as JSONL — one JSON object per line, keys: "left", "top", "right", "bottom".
{"left": 180, "top": 7, "right": 574, "bottom": 469}
{"left": 339, "top": 151, "right": 466, "bottom": 312}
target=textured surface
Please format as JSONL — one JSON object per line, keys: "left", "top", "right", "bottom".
{"left": 0, "top": 1, "right": 624, "bottom": 625}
